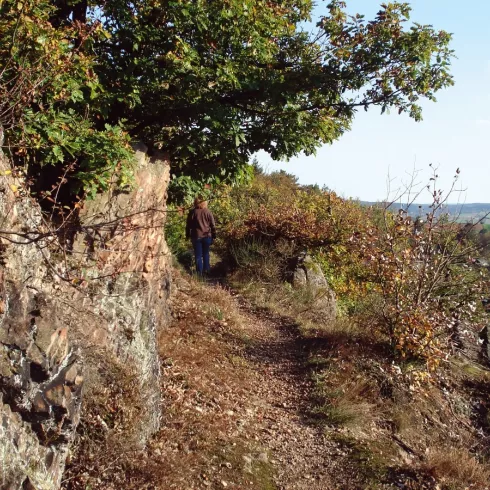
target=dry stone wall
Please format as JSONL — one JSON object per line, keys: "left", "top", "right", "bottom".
{"left": 0, "top": 144, "right": 172, "bottom": 489}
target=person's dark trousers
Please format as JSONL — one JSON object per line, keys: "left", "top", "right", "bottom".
{"left": 192, "top": 237, "right": 213, "bottom": 274}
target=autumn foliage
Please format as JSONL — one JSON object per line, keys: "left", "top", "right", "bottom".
{"left": 355, "top": 209, "right": 486, "bottom": 371}
{"left": 203, "top": 169, "right": 488, "bottom": 373}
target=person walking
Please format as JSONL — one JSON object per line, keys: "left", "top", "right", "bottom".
{"left": 186, "top": 196, "right": 216, "bottom": 274}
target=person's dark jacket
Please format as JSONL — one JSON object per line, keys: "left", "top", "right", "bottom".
{"left": 186, "top": 208, "right": 216, "bottom": 240}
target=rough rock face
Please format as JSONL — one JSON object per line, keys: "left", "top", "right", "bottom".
{"left": 0, "top": 144, "right": 171, "bottom": 489}
{"left": 0, "top": 288, "right": 84, "bottom": 490}
{"left": 71, "top": 143, "right": 172, "bottom": 440}
{"left": 291, "top": 254, "right": 337, "bottom": 323}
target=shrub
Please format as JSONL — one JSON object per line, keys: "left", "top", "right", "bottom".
{"left": 214, "top": 171, "right": 366, "bottom": 270}
{"left": 165, "top": 206, "right": 191, "bottom": 262}
{"left": 360, "top": 215, "right": 485, "bottom": 369}
{"left": 214, "top": 168, "right": 489, "bottom": 374}
{"left": 346, "top": 170, "right": 489, "bottom": 371}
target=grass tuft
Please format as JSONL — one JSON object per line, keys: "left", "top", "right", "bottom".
{"left": 425, "top": 447, "right": 490, "bottom": 489}
{"left": 313, "top": 377, "right": 376, "bottom": 429}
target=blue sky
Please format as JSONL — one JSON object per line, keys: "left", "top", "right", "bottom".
{"left": 256, "top": 0, "right": 490, "bottom": 203}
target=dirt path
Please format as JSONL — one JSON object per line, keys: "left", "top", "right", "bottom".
{"left": 231, "top": 295, "right": 340, "bottom": 489}
{"left": 154, "top": 274, "right": 354, "bottom": 489}
{"left": 64, "top": 270, "right": 490, "bottom": 490}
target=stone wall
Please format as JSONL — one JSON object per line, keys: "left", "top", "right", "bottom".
{"left": 0, "top": 145, "right": 172, "bottom": 489}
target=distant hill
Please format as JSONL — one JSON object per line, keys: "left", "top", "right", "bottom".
{"left": 360, "top": 202, "right": 490, "bottom": 223}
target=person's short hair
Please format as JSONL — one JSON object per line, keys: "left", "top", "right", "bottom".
{"left": 194, "top": 196, "right": 208, "bottom": 209}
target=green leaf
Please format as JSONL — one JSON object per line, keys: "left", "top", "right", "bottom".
{"left": 52, "top": 145, "right": 64, "bottom": 163}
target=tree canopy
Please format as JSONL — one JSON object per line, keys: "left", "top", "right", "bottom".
{"left": 0, "top": 0, "right": 454, "bottom": 199}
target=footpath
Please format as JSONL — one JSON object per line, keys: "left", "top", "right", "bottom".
{"left": 151, "top": 271, "right": 364, "bottom": 490}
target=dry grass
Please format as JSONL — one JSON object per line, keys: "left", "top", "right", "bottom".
{"left": 390, "top": 405, "right": 420, "bottom": 435}
{"left": 425, "top": 447, "right": 490, "bottom": 489}
{"left": 300, "top": 315, "right": 362, "bottom": 340}
{"left": 228, "top": 237, "right": 287, "bottom": 285}
{"left": 147, "top": 270, "right": 275, "bottom": 489}
{"left": 301, "top": 308, "right": 490, "bottom": 488}
{"left": 312, "top": 371, "right": 377, "bottom": 430}
{"left": 235, "top": 278, "right": 340, "bottom": 335}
